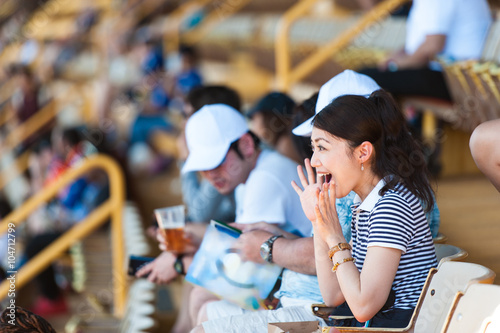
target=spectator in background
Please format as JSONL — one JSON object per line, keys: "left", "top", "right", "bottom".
{"left": 246, "top": 92, "right": 301, "bottom": 163}
{"left": 174, "top": 45, "right": 203, "bottom": 97}
{"left": 127, "top": 91, "right": 175, "bottom": 176}
{"left": 360, "top": 0, "right": 492, "bottom": 101}
{"left": 470, "top": 119, "right": 500, "bottom": 193}
{"left": 127, "top": 35, "right": 175, "bottom": 172}
{"left": 24, "top": 127, "right": 108, "bottom": 317}
{"left": 8, "top": 64, "right": 46, "bottom": 152}
{"left": 178, "top": 85, "right": 241, "bottom": 223}
{"left": 45, "top": 128, "right": 86, "bottom": 185}
{"left": 359, "top": 0, "right": 492, "bottom": 177}
{"left": 166, "top": 45, "right": 203, "bottom": 113}
{"left": 145, "top": 85, "right": 240, "bottom": 333}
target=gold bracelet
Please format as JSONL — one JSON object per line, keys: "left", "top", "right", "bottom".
{"left": 332, "top": 257, "right": 355, "bottom": 272}
{"left": 328, "top": 243, "right": 352, "bottom": 261}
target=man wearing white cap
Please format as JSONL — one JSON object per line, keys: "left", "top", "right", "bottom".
{"left": 191, "top": 71, "right": 382, "bottom": 333}
{"left": 182, "top": 103, "right": 310, "bottom": 236}
{"left": 184, "top": 103, "right": 317, "bottom": 328}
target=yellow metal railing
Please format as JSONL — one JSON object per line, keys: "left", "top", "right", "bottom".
{"left": 163, "top": 0, "right": 212, "bottom": 53}
{"left": 275, "top": 0, "right": 410, "bottom": 91}
{"left": 180, "top": 0, "right": 253, "bottom": 46}
{"left": 0, "top": 100, "right": 57, "bottom": 192}
{"left": 163, "top": 0, "right": 252, "bottom": 54}
{"left": 0, "top": 81, "right": 96, "bottom": 190}
{"left": 0, "top": 105, "right": 15, "bottom": 129}
{"left": 2, "top": 99, "right": 57, "bottom": 151}
{"left": 0, "top": 154, "right": 127, "bottom": 316}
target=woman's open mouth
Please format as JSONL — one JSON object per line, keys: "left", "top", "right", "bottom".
{"left": 325, "top": 174, "right": 332, "bottom": 183}
{"left": 318, "top": 172, "right": 332, "bottom": 184}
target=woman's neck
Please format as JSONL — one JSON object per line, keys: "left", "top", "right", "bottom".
{"left": 354, "top": 171, "right": 382, "bottom": 202}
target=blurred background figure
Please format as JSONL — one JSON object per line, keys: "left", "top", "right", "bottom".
{"left": 359, "top": 0, "right": 492, "bottom": 177}
{"left": 246, "top": 92, "right": 300, "bottom": 163}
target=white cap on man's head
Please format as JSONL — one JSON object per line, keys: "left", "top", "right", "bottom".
{"left": 182, "top": 104, "right": 248, "bottom": 174}
{"left": 292, "top": 70, "right": 381, "bottom": 137}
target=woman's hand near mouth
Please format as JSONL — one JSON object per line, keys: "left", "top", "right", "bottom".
{"left": 314, "top": 179, "right": 346, "bottom": 247}
{"left": 292, "top": 158, "right": 325, "bottom": 222}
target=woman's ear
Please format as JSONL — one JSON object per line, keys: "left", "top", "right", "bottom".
{"left": 237, "top": 133, "right": 256, "bottom": 158}
{"left": 357, "top": 141, "right": 374, "bottom": 165}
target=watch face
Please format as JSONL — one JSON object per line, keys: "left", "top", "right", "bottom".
{"left": 174, "top": 259, "right": 183, "bottom": 274}
{"left": 260, "top": 242, "right": 271, "bottom": 261}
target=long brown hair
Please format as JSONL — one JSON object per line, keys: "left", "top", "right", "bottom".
{"left": 313, "top": 90, "right": 434, "bottom": 211}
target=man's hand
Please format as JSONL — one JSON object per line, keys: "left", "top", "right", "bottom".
{"left": 136, "top": 251, "right": 182, "bottom": 284}
{"left": 233, "top": 229, "right": 274, "bottom": 264}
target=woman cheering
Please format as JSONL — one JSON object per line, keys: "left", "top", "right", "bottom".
{"left": 292, "top": 90, "right": 437, "bottom": 328}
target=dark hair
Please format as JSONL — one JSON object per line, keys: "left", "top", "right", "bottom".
{"left": 179, "top": 45, "right": 198, "bottom": 64}
{"left": 313, "top": 90, "right": 434, "bottom": 211}
{"left": 32, "top": 139, "right": 52, "bottom": 155}
{"left": 292, "top": 92, "right": 318, "bottom": 161}
{"left": 187, "top": 85, "right": 241, "bottom": 112}
{"left": 0, "top": 306, "right": 56, "bottom": 333}
{"left": 62, "top": 128, "right": 82, "bottom": 147}
{"left": 0, "top": 199, "right": 12, "bottom": 219}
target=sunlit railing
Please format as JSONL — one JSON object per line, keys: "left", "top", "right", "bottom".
{"left": 163, "top": 0, "right": 212, "bottom": 53}
{"left": 2, "top": 99, "right": 57, "bottom": 151}
{"left": 0, "top": 154, "right": 127, "bottom": 316}
{"left": 275, "top": 0, "right": 410, "bottom": 91}
{"left": 0, "top": 100, "right": 58, "bottom": 193}
{"left": 0, "top": 80, "right": 96, "bottom": 190}
{"left": 163, "top": 0, "right": 252, "bottom": 53}
{"left": 180, "top": 0, "right": 253, "bottom": 46}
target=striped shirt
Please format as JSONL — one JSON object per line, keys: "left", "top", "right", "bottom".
{"left": 351, "top": 179, "right": 437, "bottom": 311}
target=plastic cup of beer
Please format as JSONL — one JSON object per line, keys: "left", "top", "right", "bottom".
{"left": 154, "top": 205, "right": 186, "bottom": 252}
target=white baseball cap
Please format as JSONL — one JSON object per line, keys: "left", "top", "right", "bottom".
{"left": 292, "top": 70, "right": 381, "bottom": 136}
{"left": 182, "top": 104, "right": 249, "bottom": 174}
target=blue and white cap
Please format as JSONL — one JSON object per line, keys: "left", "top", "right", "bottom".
{"left": 292, "top": 70, "right": 381, "bottom": 137}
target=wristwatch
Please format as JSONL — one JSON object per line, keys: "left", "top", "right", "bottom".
{"left": 260, "top": 235, "right": 283, "bottom": 263}
{"left": 173, "top": 255, "right": 185, "bottom": 275}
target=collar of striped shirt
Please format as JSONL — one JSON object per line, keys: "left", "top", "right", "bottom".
{"left": 353, "top": 178, "right": 386, "bottom": 212}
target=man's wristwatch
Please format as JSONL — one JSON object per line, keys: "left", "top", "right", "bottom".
{"left": 260, "top": 235, "right": 283, "bottom": 263}
{"left": 173, "top": 255, "right": 185, "bottom": 275}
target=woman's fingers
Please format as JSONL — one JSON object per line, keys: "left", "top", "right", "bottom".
{"left": 319, "top": 185, "right": 329, "bottom": 214}
{"left": 297, "top": 165, "right": 309, "bottom": 188}
{"left": 304, "top": 158, "right": 316, "bottom": 185}
{"left": 291, "top": 180, "right": 303, "bottom": 195}
{"left": 314, "top": 204, "right": 324, "bottom": 224}
{"left": 329, "top": 180, "right": 337, "bottom": 209}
